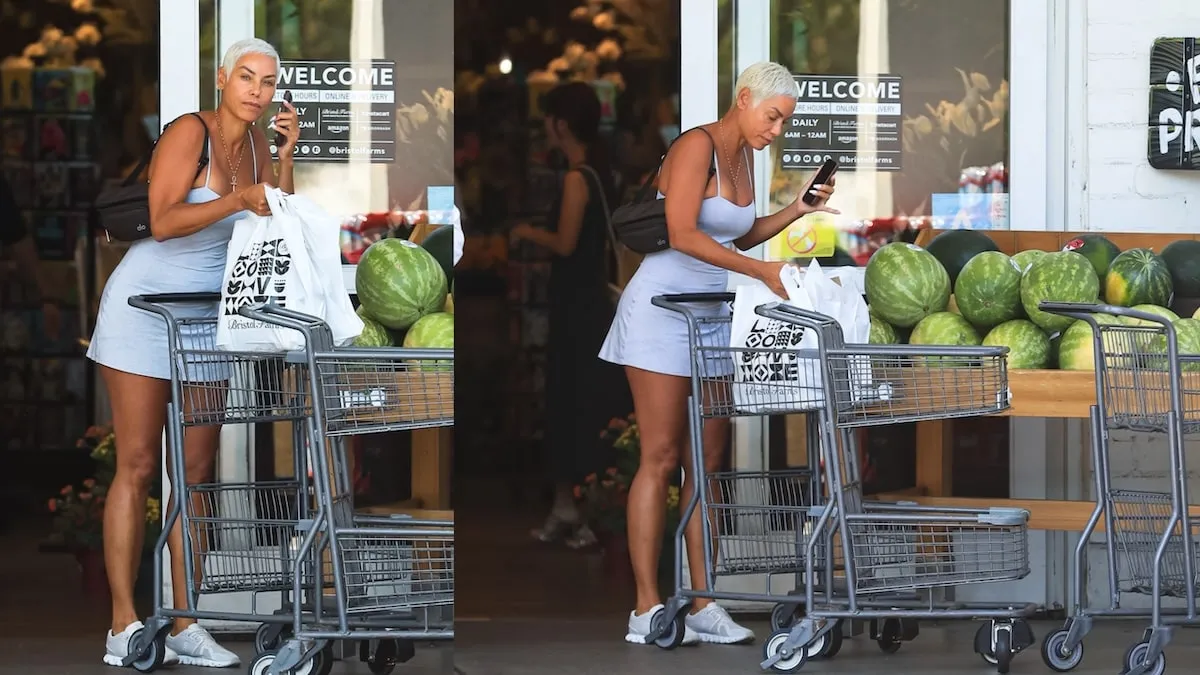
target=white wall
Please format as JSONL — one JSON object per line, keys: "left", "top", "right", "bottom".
{"left": 1073, "top": 0, "right": 1200, "bottom": 609}
{"left": 1082, "top": 0, "right": 1200, "bottom": 231}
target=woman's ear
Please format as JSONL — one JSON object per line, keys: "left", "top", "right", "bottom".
{"left": 736, "top": 86, "right": 752, "bottom": 111}
{"left": 216, "top": 67, "right": 228, "bottom": 91}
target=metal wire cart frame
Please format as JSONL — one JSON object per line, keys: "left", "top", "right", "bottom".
{"left": 644, "top": 293, "right": 1038, "bottom": 674}
{"left": 114, "top": 294, "right": 452, "bottom": 675}
{"left": 1037, "top": 302, "right": 1200, "bottom": 675}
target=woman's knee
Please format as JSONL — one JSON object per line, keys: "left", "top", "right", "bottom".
{"left": 638, "top": 440, "right": 682, "bottom": 481}
{"left": 115, "top": 446, "right": 159, "bottom": 493}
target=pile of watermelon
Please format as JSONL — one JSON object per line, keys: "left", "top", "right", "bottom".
{"left": 863, "top": 232, "right": 1200, "bottom": 371}
{"left": 352, "top": 225, "right": 455, "bottom": 352}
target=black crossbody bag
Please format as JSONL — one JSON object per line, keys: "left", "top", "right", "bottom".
{"left": 609, "top": 126, "right": 716, "bottom": 254}
{"left": 94, "top": 113, "right": 210, "bottom": 242}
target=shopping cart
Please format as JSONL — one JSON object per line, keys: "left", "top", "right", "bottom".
{"left": 1037, "top": 302, "right": 1200, "bottom": 675}
{"left": 645, "top": 294, "right": 1038, "bottom": 674}
{"left": 118, "top": 293, "right": 321, "bottom": 672}
{"left": 232, "top": 304, "right": 453, "bottom": 675}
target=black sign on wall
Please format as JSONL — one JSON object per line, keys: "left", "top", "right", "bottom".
{"left": 782, "top": 74, "right": 903, "bottom": 172}
{"left": 1148, "top": 37, "right": 1200, "bottom": 169}
{"left": 272, "top": 59, "right": 396, "bottom": 163}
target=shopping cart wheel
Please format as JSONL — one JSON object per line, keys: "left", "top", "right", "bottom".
{"left": 249, "top": 650, "right": 316, "bottom": 675}
{"left": 649, "top": 607, "right": 687, "bottom": 649}
{"left": 129, "top": 628, "right": 166, "bottom": 673}
{"left": 254, "top": 624, "right": 289, "bottom": 655}
{"left": 874, "top": 618, "right": 904, "bottom": 654}
{"left": 312, "top": 644, "right": 334, "bottom": 675}
{"left": 816, "top": 621, "right": 843, "bottom": 659}
{"left": 365, "top": 639, "right": 412, "bottom": 675}
{"left": 1123, "top": 641, "right": 1166, "bottom": 675}
{"left": 1040, "top": 629, "right": 1084, "bottom": 672}
{"left": 770, "top": 603, "right": 803, "bottom": 631}
{"left": 763, "top": 630, "right": 808, "bottom": 672}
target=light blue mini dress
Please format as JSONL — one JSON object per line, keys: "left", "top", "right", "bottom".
{"left": 598, "top": 146, "right": 755, "bottom": 378}
{"left": 87, "top": 133, "right": 258, "bottom": 382}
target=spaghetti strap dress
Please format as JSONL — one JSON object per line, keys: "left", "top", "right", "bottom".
{"left": 598, "top": 146, "right": 755, "bottom": 377}
{"left": 87, "top": 131, "right": 258, "bottom": 382}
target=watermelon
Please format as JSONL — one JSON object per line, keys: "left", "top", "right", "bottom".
{"left": 1011, "top": 249, "right": 1046, "bottom": 274}
{"left": 983, "top": 319, "right": 1051, "bottom": 369}
{"left": 864, "top": 243, "right": 951, "bottom": 328}
{"left": 869, "top": 315, "right": 898, "bottom": 344}
{"left": 354, "top": 306, "right": 395, "bottom": 347}
{"left": 420, "top": 225, "right": 456, "bottom": 283}
{"left": 1159, "top": 240, "right": 1200, "bottom": 297}
{"left": 1145, "top": 318, "right": 1200, "bottom": 372}
{"left": 955, "top": 251, "right": 1023, "bottom": 329}
{"left": 1105, "top": 248, "right": 1173, "bottom": 308}
{"left": 909, "top": 312, "right": 982, "bottom": 366}
{"left": 403, "top": 311, "right": 454, "bottom": 370}
{"left": 1058, "top": 314, "right": 1121, "bottom": 371}
{"left": 1195, "top": 306, "right": 1200, "bottom": 320}
{"left": 1020, "top": 251, "right": 1100, "bottom": 333}
{"left": 924, "top": 230, "right": 1000, "bottom": 285}
{"left": 356, "top": 239, "right": 449, "bottom": 330}
{"left": 1062, "top": 235, "right": 1121, "bottom": 281}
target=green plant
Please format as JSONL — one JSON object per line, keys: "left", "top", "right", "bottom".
{"left": 48, "top": 426, "right": 161, "bottom": 553}
{"left": 576, "top": 414, "right": 681, "bottom": 537}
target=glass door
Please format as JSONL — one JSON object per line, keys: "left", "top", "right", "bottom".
{"left": 158, "top": 0, "right": 454, "bottom": 629}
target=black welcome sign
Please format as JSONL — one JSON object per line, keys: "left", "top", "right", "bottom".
{"left": 1149, "top": 37, "right": 1200, "bottom": 169}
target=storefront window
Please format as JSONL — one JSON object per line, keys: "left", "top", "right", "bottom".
{"left": 766, "top": 0, "right": 1010, "bottom": 262}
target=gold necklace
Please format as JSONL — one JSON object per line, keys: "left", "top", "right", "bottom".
{"left": 215, "top": 113, "right": 247, "bottom": 191}
{"left": 717, "top": 118, "right": 743, "bottom": 196}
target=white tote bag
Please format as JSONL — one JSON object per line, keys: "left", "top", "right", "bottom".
{"left": 730, "top": 261, "right": 872, "bottom": 413}
{"left": 284, "top": 191, "right": 363, "bottom": 347}
{"left": 217, "top": 188, "right": 353, "bottom": 352}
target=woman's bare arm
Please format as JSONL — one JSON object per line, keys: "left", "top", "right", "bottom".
{"left": 661, "top": 131, "right": 765, "bottom": 279}
{"left": 147, "top": 116, "right": 245, "bottom": 241}
{"left": 519, "top": 170, "right": 589, "bottom": 257}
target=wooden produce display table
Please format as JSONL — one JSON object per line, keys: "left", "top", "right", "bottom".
{"left": 862, "top": 230, "right": 1200, "bottom": 530}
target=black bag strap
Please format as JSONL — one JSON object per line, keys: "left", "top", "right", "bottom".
{"left": 631, "top": 126, "right": 718, "bottom": 204}
{"left": 120, "top": 112, "right": 210, "bottom": 187}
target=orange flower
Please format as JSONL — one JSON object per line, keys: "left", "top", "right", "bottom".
{"left": 605, "top": 467, "right": 618, "bottom": 476}
{"left": 572, "top": 485, "right": 582, "bottom": 499}
{"left": 47, "top": 499, "right": 57, "bottom": 513}
{"left": 82, "top": 478, "right": 96, "bottom": 488}
{"left": 60, "top": 485, "right": 73, "bottom": 495}
{"left": 584, "top": 473, "right": 597, "bottom": 484}
{"left": 79, "top": 492, "right": 92, "bottom": 501}
{"left": 601, "top": 480, "right": 615, "bottom": 488}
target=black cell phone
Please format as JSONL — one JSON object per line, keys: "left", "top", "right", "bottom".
{"left": 275, "top": 90, "right": 292, "bottom": 147}
{"left": 802, "top": 158, "right": 838, "bottom": 205}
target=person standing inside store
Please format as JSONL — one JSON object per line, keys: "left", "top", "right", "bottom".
{"left": 511, "top": 81, "right": 625, "bottom": 550}
{"left": 86, "top": 38, "right": 298, "bottom": 669}
{"left": 598, "top": 61, "right": 837, "bottom": 646}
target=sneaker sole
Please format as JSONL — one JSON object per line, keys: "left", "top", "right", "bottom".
{"left": 625, "top": 632, "right": 700, "bottom": 646}
{"left": 692, "top": 632, "right": 756, "bottom": 645}
{"left": 103, "top": 653, "right": 181, "bottom": 667}
{"left": 174, "top": 654, "right": 240, "bottom": 668}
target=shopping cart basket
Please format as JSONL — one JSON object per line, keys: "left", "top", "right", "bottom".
{"left": 643, "top": 295, "right": 1038, "bottom": 674}
{"left": 1037, "top": 302, "right": 1200, "bottom": 675}
{"left": 119, "top": 293, "right": 321, "bottom": 673}
{"left": 231, "top": 304, "right": 454, "bottom": 675}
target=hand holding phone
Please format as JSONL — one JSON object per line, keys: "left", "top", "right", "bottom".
{"left": 802, "top": 158, "right": 838, "bottom": 206}
{"left": 274, "top": 90, "right": 292, "bottom": 147}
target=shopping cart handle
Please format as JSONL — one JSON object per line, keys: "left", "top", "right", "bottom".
{"left": 978, "top": 507, "right": 1030, "bottom": 526}
{"left": 129, "top": 292, "right": 221, "bottom": 307}
{"left": 1039, "top": 300, "right": 1175, "bottom": 326}
{"left": 237, "top": 303, "right": 326, "bottom": 331}
{"left": 651, "top": 293, "right": 735, "bottom": 308}
{"left": 755, "top": 301, "right": 838, "bottom": 329}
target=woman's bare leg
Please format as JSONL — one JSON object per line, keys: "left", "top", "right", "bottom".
{"left": 680, "top": 413, "right": 730, "bottom": 612}
{"left": 625, "top": 366, "right": 689, "bottom": 615}
{"left": 101, "top": 365, "right": 169, "bottom": 634}
{"left": 166, "top": 383, "right": 222, "bottom": 634}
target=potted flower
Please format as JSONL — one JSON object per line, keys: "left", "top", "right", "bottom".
{"left": 47, "top": 426, "right": 163, "bottom": 599}
{"left": 576, "top": 414, "right": 682, "bottom": 585}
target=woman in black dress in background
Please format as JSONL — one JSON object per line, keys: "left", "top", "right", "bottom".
{"left": 511, "top": 81, "right": 625, "bottom": 549}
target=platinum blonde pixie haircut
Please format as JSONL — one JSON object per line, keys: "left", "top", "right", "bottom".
{"left": 221, "top": 38, "right": 281, "bottom": 75}
{"left": 734, "top": 61, "right": 799, "bottom": 106}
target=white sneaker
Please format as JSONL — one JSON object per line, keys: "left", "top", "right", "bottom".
{"left": 165, "top": 624, "right": 241, "bottom": 668}
{"left": 685, "top": 603, "right": 756, "bottom": 644}
{"left": 103, "top": 621, "right": 180, "bottom": 667}
{"left": 625, "top": 604, "right": 701, "bottom": 646}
